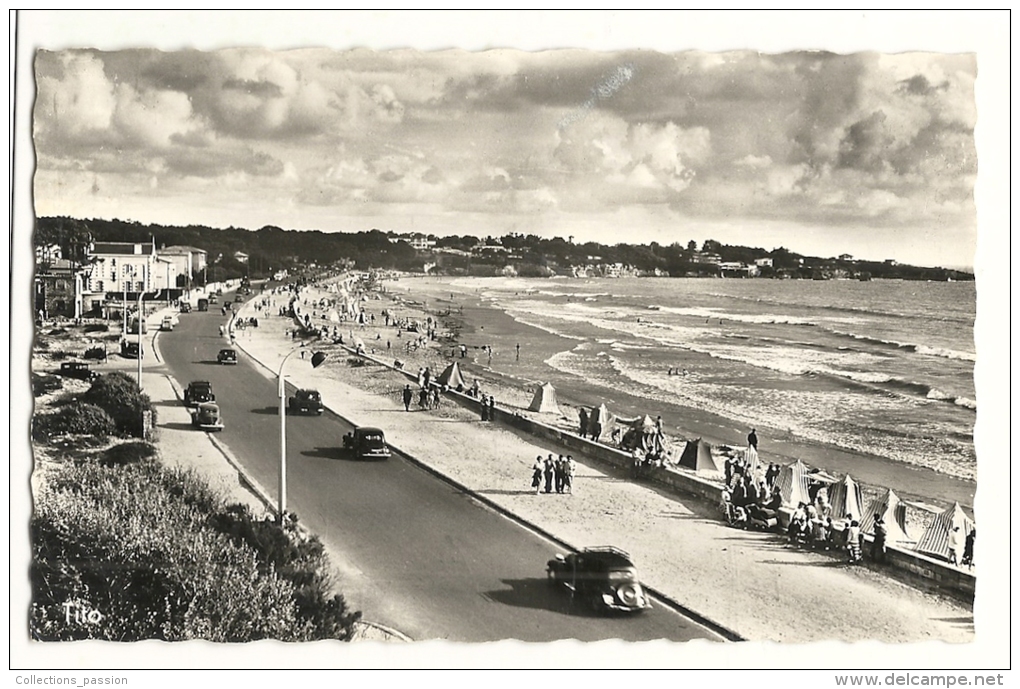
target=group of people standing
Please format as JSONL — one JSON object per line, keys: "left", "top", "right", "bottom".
{"left": 531, "top": 454, "right": 576, "bottom": 495}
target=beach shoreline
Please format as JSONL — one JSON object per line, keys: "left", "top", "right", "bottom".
{"left": 375, "top": 275, "right": 975, "bottom": 512}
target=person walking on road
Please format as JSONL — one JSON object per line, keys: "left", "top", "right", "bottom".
{"left": 402, "top": 384, "right": 413, "bottom": 411}
{"left": 563, "top": 455, "right": 576, "bottom": 494}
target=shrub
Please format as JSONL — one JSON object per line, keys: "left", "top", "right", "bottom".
{"left": 82, "top": 371, "right": 155, "bottom": 438}
{"left": 101, "top": 441, "right": 157, "bottom": 467}
{"left": 32, "top": 403, "right": 116, "bottom": 441}
{"left": 83, "top": 323, "right": 109, "bottom": 333}
{"left": 82, "top": 347, "right": 107, "bottom": 360}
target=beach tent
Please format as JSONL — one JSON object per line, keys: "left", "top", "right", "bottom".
{"left": 776, "top": 459, "right": 813, "bottom": 507}
{"left": 915, "top": 502, "right": 974, "bottom": 563}
{"left": 678, "top": 439, "right": 722, "bottom": 474}
{"left": 744, "top": 445, "right": 762, "bottom": 476}
{"left": 327, "top": 309, "right": 340, "bottom": 323}
{"left": 860, "top": 489, "right": 915, "bottom": 545}
{"left": 586, "top": 403, "right": 615, "bottom": 439}
{"left": 528, "top": 382, "right": 562, "bottom": 415}
{"left": 436, "top": 361, "right": 467, "bottom": 390}
{"left": 827, "top": 474, "right": 864, "bottom": 523}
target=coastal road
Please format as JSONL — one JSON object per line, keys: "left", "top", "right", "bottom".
{"left": 155, "top": 295, "right": 726, "bottom": 642}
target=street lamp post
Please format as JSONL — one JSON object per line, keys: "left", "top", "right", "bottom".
{"left": 277, "top": 344, "right": 327, "bottom": 524}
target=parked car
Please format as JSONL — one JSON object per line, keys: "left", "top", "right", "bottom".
{"left": 161, "top": 316, "right": 175, "bottom": 331}
{"left": 32, "top": 372, "right": 63, "bottom": 395}
{"left": 288, "top": 388, "right": 323, "bottom": 415}
{"left": 217, "top": 348, "right": 238, "bottom": 365}
{"left": 341, "top": 426, "right": 391, "bottom": 460}
{"left": 233, "top": 294, "right": 244, "bottom": 303}
{"left": 209, "top": 295, "right": 219, "bottom": 304}
{"left": 57, "top": 361, "right": 100, "bottom": 382}
{"left": 190, "top": 402, "right": 224, "bottom": 431}
{"left": 120, "top": 340, "right": 142, "bottom": 359}
{"left": 180, "top": 302, "right": 192, "bottom": 313}
{"left": 546, "top": 546, "right": 653, "bottom": 614}
{"left": 183, "top": 380, "right": 215, "bottom": 406}
{"left": 197, "top": 298, "right": 210, "bottom": 312}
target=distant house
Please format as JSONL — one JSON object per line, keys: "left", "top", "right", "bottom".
{"left": 755, "top": 257, "right": 774, "bottom": 268}
{"left": 34, "top": 258, "right": 85, "bottom": 318}
{"left": 838, "top": 253, "right": 854, "bottom": 261}
{"left": 85, "top": 240, "right": 183, "bottom": 309}
{"left": 35, "top": 243, "right": 62, "bottom": 266}
{"left": 691, "top": 252, "right": 721, "bottom": 265}
{"left": 160, "top": 245, "right": 208, "bottom": 284}
{"left": 233, "top": 251, "right": 249, "bottom": 264}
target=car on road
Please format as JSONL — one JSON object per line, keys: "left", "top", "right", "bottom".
{"left": 546, "top": 546, "right": 653, "bottom": 614}
{"left": 341, "top": 426, "right": 391, "bottom": 460}
{"left": 57, "top": 361, "right": 101, "bottom": 382}
{"left": 288, "top": 388, "right": 323, "bottom": 415}
{"left": 209, "top": 294, "right": 219, "bottom": 304}
{"left": 161, "top": 316, "right": 175, "bottom": 331}
{"left": 190, "top": 402, "right": 224, "bottom": 431}
{"left": 233, "top": 294, "right": 244, "bottom": 303}
{"left": 217, "top": 348, "right": 238, "bottom": 365}
{"left": 180, "top": 301, "right": 192, "bottom": 313}
{"left": 184, "top": 380, "right": 215, "bottom": 406}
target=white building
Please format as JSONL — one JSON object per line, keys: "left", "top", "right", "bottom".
{"left": 160, "top": 245, "right": 208, "bottom": 284}
{"left": 86, "top": 240, "right": 182, "bottom": 297}
{"left": 755, "top": 257, "right": 774, "bottom": 268}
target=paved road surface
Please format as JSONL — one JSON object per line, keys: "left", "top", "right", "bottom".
{"left": 155, "top": 295, "right": 725, "bottom": 642}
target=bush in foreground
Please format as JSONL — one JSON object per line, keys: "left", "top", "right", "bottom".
{"left": 30, "top": 456, "right": 359, "bottom": 641}
{"left": 82, "top": 371, "right": 156, "bottom": 437}
{"left": 32, "top": 402, "right": 116, "bottom": 441}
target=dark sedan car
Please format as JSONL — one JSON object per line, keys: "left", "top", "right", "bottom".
{"left": 184, "top": 380, "right": 215, "bottom": 406}
{"left": 288, "top": 388, "right": 323, "bottom": 415}
{"left": 546, "top": 546, "right": 653, "bottom": 614}
{"left": 217, "top": 348, "right": 238, "bottom": 365}
{"left": 58, "top": 361, "right": 101, "bottom": 382}
{"left": 341, "top": 426, "right": 391, "bottom": 461}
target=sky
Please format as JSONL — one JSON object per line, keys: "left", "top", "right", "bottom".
{"left": 32, "top": 28, "right": 978, "bottom": 268}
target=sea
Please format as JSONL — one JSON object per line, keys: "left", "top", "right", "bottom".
{"left": 395, "top": 276, "right": 977, "bottom": 493}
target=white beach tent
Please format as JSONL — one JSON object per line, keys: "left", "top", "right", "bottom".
{"left": 860, "top": 488, "right": 915, "bottom": 545}
{"left": 776, "top": 459, "right": 813, "bottom": 507}
{"left": 827, "top": 474, "right": 864, "bottom": 523}
{"left": 915, "top": 502, "right": 974, "bottom": 563}
{"left": 587, "top": 403, "right": 615, "bottom": 439}
{"left": 528, "top": 382, "right": 562, "bottom": 415}
{"left": 744, "top": 445, "right": 762, "bottom": 476}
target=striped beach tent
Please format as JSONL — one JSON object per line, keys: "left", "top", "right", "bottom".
{"left": 860, "top": 489, "right": 914, "bottom": 544}
{"left": 775, "top": 459, "right": 812, "bottom": 507}
{"left": 827, "top": 474, "right": 864, "bottom": 523}
{"left": 915, "top": 502, "right": 974, "bottom": 563}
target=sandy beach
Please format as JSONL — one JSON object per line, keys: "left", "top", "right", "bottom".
{"left": 226, "top": 280, "right": 974, "bottom": 644}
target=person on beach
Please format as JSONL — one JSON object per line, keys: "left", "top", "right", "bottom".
{"left": 515, "top": 343, "right": 520, "bottom": 361}
{"left": 419, "top": 386, "right": 429, "bottom": 410}
{"left": 402, "top": 384, "right": 413, "bottom": 412}
{"left": 847, "top": 519, "right": 863, "bottom": 563}
{"left": 724, "top": 456, "right": 734, "bottom": 486}
{"left": 543, "top": 454, "right": 555, "bottom": 494}
{"left": 871, "top": 517, "right": 888, "bottom": 564}
{"left": 748, "top": 428, "right": 758, "bottom": 450}
{"left": 554, "top": 455, "right": 565, "bottom": 493}
{"left": 487, "top": 395, "right": 495, "bottom": 421}
{"left": 578, "top": 408, "right": 589, "bottom": 439}
{"left": 531, "top": 456, "right": 544, "bottom": 494}
{"left": 480, "top": 395, "right": 489, "bottom": 421}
